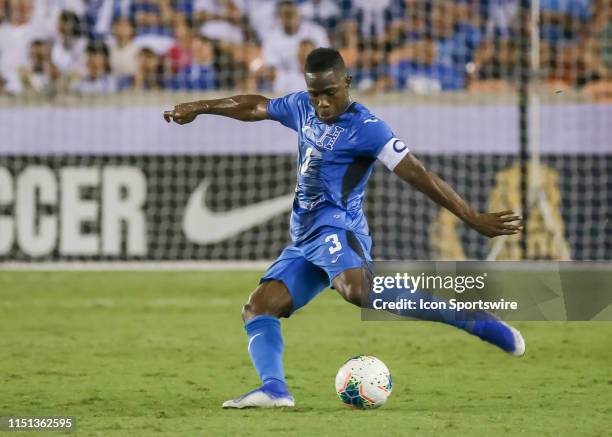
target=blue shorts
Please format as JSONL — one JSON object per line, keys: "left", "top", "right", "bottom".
{"left": 261, "top": 226, "right": 373, "bottom": 315}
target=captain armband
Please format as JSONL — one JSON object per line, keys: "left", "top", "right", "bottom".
{"left": 376, "top": 137, "right": 410, "bottom": 171}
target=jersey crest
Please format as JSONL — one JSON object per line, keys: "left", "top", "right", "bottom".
{"left": 315, "top": 125, "right": 345, "bottom": 150}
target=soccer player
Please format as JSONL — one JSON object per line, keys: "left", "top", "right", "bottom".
{"left": 163, "top": 48, "right": 525, "bottom": 409}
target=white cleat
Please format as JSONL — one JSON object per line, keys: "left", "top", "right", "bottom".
{"left": 222, "top": 388, "right": 295, "bottom": 409}
{"left": 505, "top": 322, "right": 526, "bottom": 357}
{"left": 471, "top": 316, "right": 526, "bottom": 357}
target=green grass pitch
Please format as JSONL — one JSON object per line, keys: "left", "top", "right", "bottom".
{"left": 1, "top": 271, "right": 611, "bottom": 436}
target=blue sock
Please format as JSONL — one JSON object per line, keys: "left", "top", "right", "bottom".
{"left": 245, "top": 316, "right": 288, "bottom": 394}
{"left": 373, "top": 288, "right": 516, "bottom": 351}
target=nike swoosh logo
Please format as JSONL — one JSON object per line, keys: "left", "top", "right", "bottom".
{"left": 248, "top": 333, "right": 263, "bottom": 352}
{"left": 331, "top": 253, "right": 344, "bottom": 264}
{"left": 364, "top": 118, "right": 379, "bottom": 124}
{"left": 183, "top": 180, "right": 294, "bottom": 244}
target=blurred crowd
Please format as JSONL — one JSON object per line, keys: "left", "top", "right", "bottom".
{"left": 0, "top": 0, "right": 609, "bottom": 98}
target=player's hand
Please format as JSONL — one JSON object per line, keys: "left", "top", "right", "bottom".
{"left": 466, "top": 210, "right": 522, "bottom": 238}
{"left": 163, "top": 102, "right": 201, "bottom": 125}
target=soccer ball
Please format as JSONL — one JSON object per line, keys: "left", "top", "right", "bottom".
{"left": 335, "top": 355, "right": 392, "bottom": 409}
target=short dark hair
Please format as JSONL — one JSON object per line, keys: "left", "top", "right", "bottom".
{"left": 138, "top": 47, "right": 156, "bottom": 58}
{"left": 304, "top": 47, "right": 345, "bottom": 74}
{"left": 195, "top": 34, "right": 214, "bottom": 44}
{"left": 86, "top": 40, "right": 111, "bottom": 72}
{"left": 60, "top": 10, "right": 82, "bottom": 36}
{"left": 86, "top": 40, "right": 109, "bottom": 57}
{"left": 112, "top": 16, "right": 135, "bottom": 27}
{"left": 276, "top": 0, "right": 296, "bottom": 12}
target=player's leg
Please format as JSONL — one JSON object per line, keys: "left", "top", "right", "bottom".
{"left": 333, "top": 268, "right": 525, "bottom": 356}
{"left": 222, "top": 279, "right": 294, "bottom": 409}
{"left": 241, "top": 280, "right": 293, "bottom": 393}
{"left": 306, "top": 226, "right": 525, "bottom": 356}
{"left": 331, "top": 267, "right": 371, "bottom": 308}
{"left": 223, "top": 247, "right": 329, "bottom": 409}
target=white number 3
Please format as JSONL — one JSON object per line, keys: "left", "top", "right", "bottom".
{"left": 325, "top": 233, "right": 342, "bottom": 254}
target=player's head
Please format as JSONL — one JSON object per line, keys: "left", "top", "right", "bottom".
{"left": 304, "top": 47, "right": 352, "bottom": 124}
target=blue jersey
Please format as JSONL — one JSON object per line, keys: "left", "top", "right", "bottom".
{"left": 267, "top": 91, "right": 408, "bottom": 242}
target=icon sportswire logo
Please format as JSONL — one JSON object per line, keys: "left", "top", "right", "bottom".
{"left": 183, "top": 180, "right": 294, "bottom": 244}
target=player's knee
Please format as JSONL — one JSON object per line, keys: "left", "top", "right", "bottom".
{"left": 241, "top": 297, "right": 272, "bottom": 321}
{"left": 241, "top": 299, "right": 284, "bottom": 322}
{"left": 241, "top": 302, "right": 256, "bottom": 322}
{"left": 241, "top": 281, "right": 292, "bottom": 322}
{"left": 242, "top": 300, "right": 270, "bottom": 322}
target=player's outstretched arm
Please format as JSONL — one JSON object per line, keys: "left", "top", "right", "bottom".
{"left": 393, "top": 153, "right": 521, "bottom": 238}
{"left": 163, "top": 95, "right": 270, "bottom": 125}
